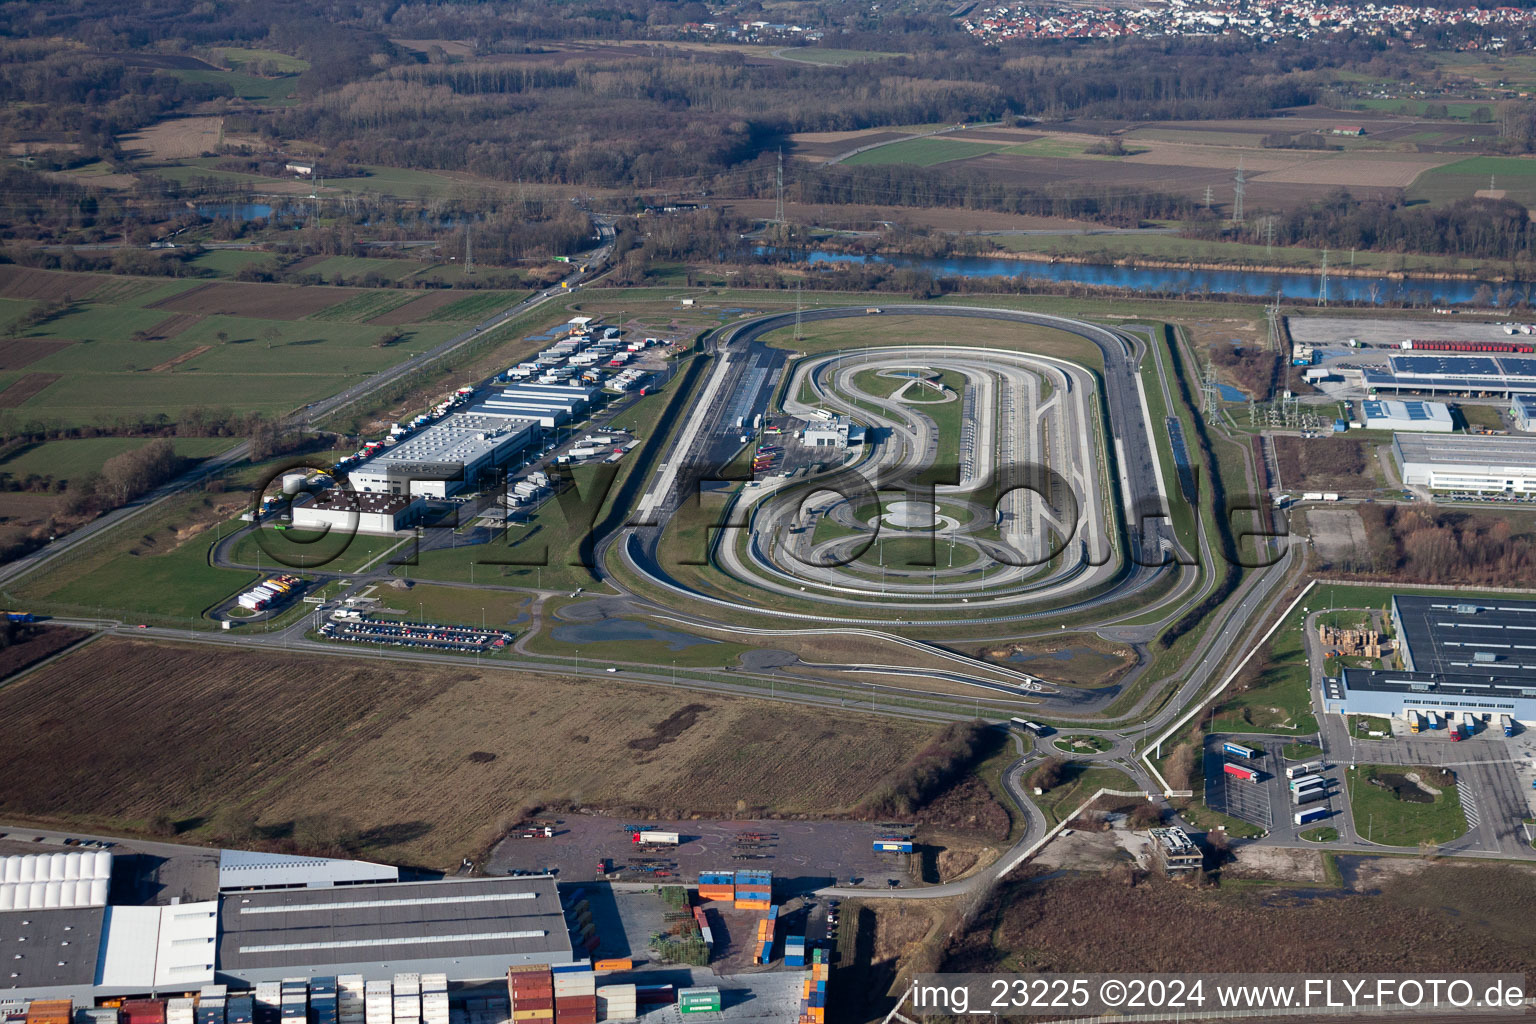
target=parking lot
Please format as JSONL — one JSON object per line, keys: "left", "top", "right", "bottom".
{"left": 1204, "top": 734, "right": 1348, "bottom": 839}
{"left": 318, "top": 617, "right": 512, "bottom": 652}
{"left": 485, "top": 814, "right": 914, "bottom": 895}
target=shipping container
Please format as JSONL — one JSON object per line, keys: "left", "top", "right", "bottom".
{"left": 1222, "top": 762, "right": 1259, "bottom": 782}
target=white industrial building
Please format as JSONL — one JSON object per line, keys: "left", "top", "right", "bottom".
{"left": 1513, "top": 394, "right": 1536, "bottom": 431}
{"left": 801, "top": 415, "right": 865, "bottom": 449}
{"left": 347, "top": 412, "right": 537, "bottom": 498}
{"left": 290, "top": 491, "right": 423, "bottom": 535}
{"left": 217, "top": 849, "right": 400, "bottom": 892}
{"left": 475, "top": 383, "right": 598, "bottom": 428}
{"left": 1393, "top": 432, "right": 1536, "bottom": 492}
{"left": 1360, "top": 399, "right": 1453, "bottom": 432}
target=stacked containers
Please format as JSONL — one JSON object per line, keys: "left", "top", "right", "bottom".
{"left": 337, "top": 978, "right": 364, "bottom": 1024}
{"left": 552, "top": 968, "right": 596, "bottom": 1024}
{"left": 255, "top": 984, "right": 282, "bottom": 1024}
{"left": 420, "top": 975, "right": 447, "bottom": 1024}
{"left": 120, "top": 1004, "right": 166, "bottom": 1024}
{"left": 797, "top": 950, "right": 829, "bottom": 1024}
{"left": 695, "top": 872, "right": 734, "bottom": 902}
{"left": 753, "top": 905, "right": 778, "bottom": 965}
{"left": 310, "top": 978, "right": 338, "bottom": 1024}
{"left": 507, "top": 966, "right": 554, "bottom": 1023}
{"left": 226, "top": 998, "right": 252, "bottom": 1024}
{"left": 363, "top": 983, "right": 392, "bottom": 1024}
{"left": 784, "top": 933, "right": 807, "bottom": 967}
{"left": 392, "top": 975, "right": 421, "bottom": 1024}
{"left": 676, "top": 989, "right": 721, "bottom": 1016}
{"left": 593, "top": 987, "right": 635, "bottom": 1023}
{"left": 591, "top": 960, "right": 631, "bottom": 973}
{"left": 280, "top": 981, "right": 307, "bottom": 1024}
{"left": 691, "top": 906, "right": 713, "bottom": 956}
{"left": 24, "top": 1002, "right": 72, "bottom": 1024}
{"left": 76, "top": 1010, "right": 119, "bottom": 1024}
{"left": 733, "top": 870, "right": 771, "bottom": 910}
{"left": 166, "top": 1000, "right": 195, "bottom": 1024}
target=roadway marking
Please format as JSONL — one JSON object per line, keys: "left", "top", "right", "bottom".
{"left": 1462, "top": 782, "right": 1482, "bottom": 830}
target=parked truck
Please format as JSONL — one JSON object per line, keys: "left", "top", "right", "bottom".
{"left": 1294, "top": 806, "right": 1329, "bottom": 826}
{"left": 1428, "top": 711, "right": 1443, "bottom": 730}
{"left": 1223, "top": 763, "right": 1259, "bottom": 783}
{"left": 1503, "top": 714, "right": 1516, "bottom": 738}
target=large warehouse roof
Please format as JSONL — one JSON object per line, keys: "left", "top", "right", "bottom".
{"left": 1394, "top": 594, "right": 1536, "bottom": 678}
{"left": 218, "top": 849, "right": 399, "bottom": 891}
{"left": 1360, "top": 399, "right": 1452, "bottom": 430}
{"left": 1394, "top": 432, "right": 1536, "bottom": 472}
{"left": 0, "top": 906, "right": 104, "bottom": 993}
{"left": 216, "top": 876, "right": 570, "bottom": 978}
{"left": 351, "top": 413, "right": 536, "bottom": 484}
{"left": 0, "top": 851, "right": 112, "bottom": 910}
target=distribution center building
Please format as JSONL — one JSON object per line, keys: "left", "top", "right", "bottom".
{"left": 347, "top": 413, "right": 537, "bottom": 498}
{"left": 1359, "top": 399, "right": 1453, "bottom": 432}
{"left": 1392, "top": 432, "right": 1536, "bottom": 492}
{"left": 290, "top": 491, "right": 423, "bottom": 536}
{"left": 215, "top": 875, "right": 572, "bottom": 985}
{"left": 1513, "top": 394, "right": 1536, "bottom": 431}
{"left": 1327, "top": 594, "right": 1536, "bottom": 724}
{"left": 475, "top": 383, "right": 598, "bottom": 428}
{"left": 217, "top": 849, "right": 400, "bottom": 892}
{"left": 1361, "top": 354, "right": 1536, "bottom": 397}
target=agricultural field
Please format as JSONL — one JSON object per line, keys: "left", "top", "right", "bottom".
{"left": 1409, "top": 156, "right": 1536, "bottom": 208}
{"left": 215, "top": 47, "right": 310, "bottom": 74}
{"left": 302, "top": 256, "right": 425, "bottom": 284}
{"left": 0, "top": 267, "right": 478, "bottom": 425}
{"left": 164, "top": 67, "right": 301, "bottom": 106}
{"left": 775, "top": 47, "right": 898, "bottom": 65}
{"left": 0, "top": 637, "right": 936, "bottom": 866}
{"left": 0, "top": 436, "right": 235, "bottom": 483}
{"left": 118, "top": 117, "right": 223, "bottom": 162}
{"left": 417, "top": 291, "right": 532, "bottom": 322}
{"left": 187, "top": 249, "right": 275, "bottom": 278}
{"left": 842, "top": 137, "right": 1013, "bottom": 167}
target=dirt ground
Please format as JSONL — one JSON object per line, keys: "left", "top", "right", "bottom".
{"left": 119, "top": 116, "right": 223, "bottom": 161}
{"left": 1030, "top": 827, "right": 1144, "bottom": 871}
{"left": 0, "top": 339, "right": 74, "bottom": 370}
{"left": 367, "top": 290, "right": 467, "bottom": 325}
{"left": 1223, "top": 844, "right": 1327, "bottom": 882}
{"left": 0, "top": 373, "right": 61, "bottom": 407}
{"left": 0, "top": 637, "right": 935, "bottom": 868}
{"left": 1274, "top": 435, "right": 1379, "bottom": 493}
{"left": 150, "top": 281, "right": 365, "bottom": 320}
{"left": 0, "top": 266, "right": 103, "bottom": 302}
{"left": 1308, "top": 508, "right": 1369, "bottom": 564}
{"left": 144, "top": 312, "right": 203, "bottom": 341}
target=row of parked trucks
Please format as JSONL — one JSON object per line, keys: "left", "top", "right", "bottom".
{"left": 505, "top": 328, "right": 664, "bottom": 388}
{"left": 1403, "top": 709, "right": 1515, "bottom": 739}
{"left": 334, "top": 388, "right": 475, "bottom": 478}
{"left": 236, "top": 575, "right": 301, "bottom": 612}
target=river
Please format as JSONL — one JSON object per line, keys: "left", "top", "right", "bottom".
{"left": 773, "top": 248, "right": 1523, "bottom": 306}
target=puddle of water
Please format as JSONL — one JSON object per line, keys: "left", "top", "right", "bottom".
{"left": 550, "top": 619, "right": 717, "bottom": 650}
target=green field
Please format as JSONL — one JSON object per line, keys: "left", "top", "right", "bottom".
{"left": 215, "top": 47, "right": 310, "bottom": 74}
{"left": 166, "top": 68, "right": 300, "bottom": 106}
{"left": 1346, "top": 764, "right": 1467, "bottom": 846}
{"left": 842, "top": 137, "right": 1011, "bottom": 167}
{"left": 0, "top": 437, "right": 236, "bottom": 482}
{"left": 366, "top": 583, "right": 528, "bottom": 630}
{"left": 1026, "top": 763, "right": 1140, "bottom": 827}
{"left": 304, "top": 256, "right": 425, "bottom": 283}
{"left": 306, "top": 291, "right": 419, "bottom": 323}
{"left": 228, "top": 524, "right": 412, "bottom": 575}
{"left": 189, "top": 250, "right": 276, "bottom": 277}
{"left": 319, "top": 165, "right": 483, "bottom": 200}
{"left": 1209, "top": 597, "right": 1320, "bottom": 736}
{"left": 420, "top": 291, "right": 529, "bottom": 322}
{"left": 1408, "top": 156, "right": 1536, "bottom": 207}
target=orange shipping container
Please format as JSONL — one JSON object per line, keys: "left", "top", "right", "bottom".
{"left": 592, "top": 959, "right": 631, "bottom": 972}
{"left": 511, "top": 1012, "right": 553, "bottom": 1022}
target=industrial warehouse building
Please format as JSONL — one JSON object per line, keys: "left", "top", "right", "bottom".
{"left": 290, "top": 491, "right": 423, "bottom": 536}
{"left": 1392, "top": 432, "right": 1536, "bottom": 492}
{"left": 475, "top": 383, "right": 598, "bottom": 427}
{"left": 217, "top": 850, "right": 399, "bottom": 892}
{"left": 1513, "top": 394, "right": 1536, "bottom": 431}
{"left": 347, "top": 413, "right": 538, "bottom": 498}
{"left": 1360, "top": 354, "right": 1536, "bottom": 397}
{"left": 215, "top": 876, "right": 571, "bottom": 985}
{"left": 0, "top": 852, "right": 218, "bottom": 1001}
{"left": 1359, "top": 399, "right": 1453, "bottom": 432}
{"left": 1326, "top": 595, "right": 1536, "bottom": 724}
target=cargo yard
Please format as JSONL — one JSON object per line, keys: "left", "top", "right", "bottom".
{"left": 484, "top": 817, "right": 918, "bottom": 893}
